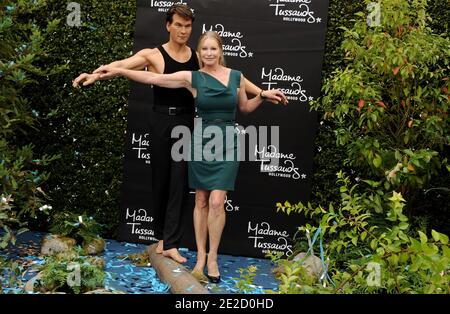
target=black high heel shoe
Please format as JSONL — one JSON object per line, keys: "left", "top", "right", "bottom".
{"left": 206, "top": 273, "right": 221, "bottom": 283}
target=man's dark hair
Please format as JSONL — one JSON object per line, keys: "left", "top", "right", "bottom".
{"left": 166, "top": 3, "right": 195, "bottom": 24}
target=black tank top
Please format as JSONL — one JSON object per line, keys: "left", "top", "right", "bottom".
{"left": 153, "top": 46, "right": 200, "bottom": 108}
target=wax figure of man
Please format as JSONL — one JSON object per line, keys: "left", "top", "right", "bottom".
{"left": 73, "top": 4, "right": 288, "bottom": 264}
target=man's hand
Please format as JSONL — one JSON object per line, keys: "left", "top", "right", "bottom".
{"left": 264, "top": 89, "right": 289, "bottom": 105}
{"left": 72, "top": 73, "right": 101, "bottom": 88}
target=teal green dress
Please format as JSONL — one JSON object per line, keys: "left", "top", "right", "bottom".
{"left": 189, "top": 69, "right": 241, "bottom": 191}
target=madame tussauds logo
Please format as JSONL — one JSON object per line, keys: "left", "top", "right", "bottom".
{"left": 190, "top": 191, "right": 239, "bottom": 212}
{"left": 255, "top": 145, "right": 306, "bottom": 180}
{"left": 149, "top": 0, "right": 189, "bottom": 12}
{"left": 131, "top": 133, "right": 151, "bottom": 165}
{"left": 268, "top": 0, "right": 322, "bottom": 24}
{"left": 125, "top": 208, "right": 157, "bottom": 241}
{"left": 225, "top": 195, "right": 239, "bottom": 212}
{"left": 202, "top": 24, "right": 253, "bottom": 59}
{"left": 248, "top": 221, "right": 293, "bottom": 256}
{"left": 261, "top": 67, "right": 313, "bottom": 103}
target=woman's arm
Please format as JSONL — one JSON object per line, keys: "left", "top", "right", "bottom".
{"left": 98, "top": 66, "right": 192, "bottom": 89}
{"left": 238, "top": 74, "right": 287, "bottom": 113}
{"left": 243, "top": 76, "right": 288, "bottom": 105}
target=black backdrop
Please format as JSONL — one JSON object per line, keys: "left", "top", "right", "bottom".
{"left": 117, "top": 0, "right": 330, "bottom": 258}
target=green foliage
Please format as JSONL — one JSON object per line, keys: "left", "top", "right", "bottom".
{"left": 49, "top": 211, "right": 102, "bottom": 244}
{"left": 0, "top": 257, "right": 23, "bottom": 294}
{"left": 233, "top": 265, "right": 259, "bottom": 293}
{"left": 312, "top": 0, "right": 450, "bottom": 234}
{"left": 273, "top": 1, "right": 450, "bottom": 294}
{"left": 19, "top": 0, "right": 136, "bottom": 236}
{"left": 36, "top": 253, "right": 105, "bottom": 294}
{"left": 275, "top": 172, "right": 450, "bottom": 293}
{"left": 274, "top": 259, "right": 323, "bottom": 294}
{"left": 0, "top": 0, "right": 64, "bottom": 247}
{"left": 426, "top": 0, "right": 450, "bottom": 36}
{"left": 311, "top": 0, "right": 450, "bottom": 215}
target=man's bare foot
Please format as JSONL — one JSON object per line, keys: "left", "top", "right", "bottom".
{"left": 162, "top": 248, "right": 187, "bottom": 263}
{"left": 156, "top": 240, "right": 163, "bottom": 254}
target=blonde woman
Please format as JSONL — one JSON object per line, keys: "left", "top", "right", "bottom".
{"left": 97, "top": 31, "right": 287, "bottom": 283}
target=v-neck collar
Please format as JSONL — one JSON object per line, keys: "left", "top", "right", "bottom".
{"left": 199, "top": 69, "right": 232, "bottom": 88}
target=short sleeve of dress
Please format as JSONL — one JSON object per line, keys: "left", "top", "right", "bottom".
{"left": 191, "top": 71, "right": 198, "bottom": 89}
{"left": 233, "top": 70, "right": 242, "bottom": 87}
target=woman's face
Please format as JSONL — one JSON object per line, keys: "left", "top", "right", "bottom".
{"left": 199, "top": 38, "right": 221, "bottom": 67}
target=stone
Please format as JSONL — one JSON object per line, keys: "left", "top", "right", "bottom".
{"left": 40, "top": 234, "right": 76, "bottom": 256}
{"left": 272, "top": 252, "right": 324, "bottom": 281}
{"left": 87, "top": 256, "right": 105, "bottom": 269}
{"left": 293, "top": 252, "right": 324, "bottom": 279}
{"left": 82, "top": 237, "right": 106, "bottom": 255}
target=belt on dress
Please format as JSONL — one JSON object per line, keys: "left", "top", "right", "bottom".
{"left": 152, "top": 105, "right": 195, "bottom": 115}
{"left": 200, "top": 118, "right": 235, "bottom": 124}
{"left": 202, "top": 119, "right": 235, "bottom": 123}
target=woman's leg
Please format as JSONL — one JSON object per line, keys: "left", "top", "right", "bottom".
{"left": 193, "top": 189, "right": 210, "bottom": 273}
{"left": 207, "top": 189, "right": 227, "bottom": 278}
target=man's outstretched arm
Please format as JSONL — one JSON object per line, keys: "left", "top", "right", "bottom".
{"left": 72, "top": 48, "right": 156, "bottom": 87}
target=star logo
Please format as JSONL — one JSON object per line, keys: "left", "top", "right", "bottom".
{"left": 248, "top": 52, "right": 254, "bottom": 58}
{"left": 301, "top": 174, "right": 307, "bottom": 179}
{"left": 308, "top": 96, "right": 314, "bottom": 102}
{"left": 316, "top": 18, "right": 322, "bottom": 23}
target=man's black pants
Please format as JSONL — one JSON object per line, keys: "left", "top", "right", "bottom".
{"left": 150, "top": 111, "right": 194, "bottom": 251}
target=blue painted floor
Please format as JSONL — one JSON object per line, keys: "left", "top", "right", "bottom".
{"left": 0, "top": 231, "right": 279, "bottom": 294}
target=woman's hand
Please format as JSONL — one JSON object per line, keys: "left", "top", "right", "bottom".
{"left": 72, "top": 72, "right": 101, "bottom": 87}
{"left": 262, "top": 89, "right": 289, "bottom": 105}
{"left": 95, "top": 65, "right": 122, "bottom": 80}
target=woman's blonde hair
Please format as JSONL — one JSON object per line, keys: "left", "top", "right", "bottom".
{"left": 197, "top": 31, "right": 226, "bottom": 67}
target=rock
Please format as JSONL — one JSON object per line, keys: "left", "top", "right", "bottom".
{"left": 82, "top": 237, "right": 105, "bottom": 255}
{"left": 293, "top": 252, "right": 324, "bottom": 279}
{"left": 87, "top": 256, "right": 105, "bottom": 269}
{"left": 272, "top": 252, "right": 324, "bottom": 281}
{"left": 40, "top": 234, "right": 76, "bottom": 256}
{"left": 54, "top": 250, "right": 79, "bottom": 261}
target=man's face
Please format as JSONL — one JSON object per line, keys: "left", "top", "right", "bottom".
{"left": 166, "top": 14, "right": 193, "bottom": 45}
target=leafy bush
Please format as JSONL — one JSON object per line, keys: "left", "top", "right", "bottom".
{"left": 275, "top": 172, "right": 450, "bottom": 294}
{"left": 36, "top": 252, "right": 105, "bottom": 294}
{"left": 270, "top": 0, "right": 450, "bottom": 294}
{"left": 19, "top": 0, "right": 135, "bottom": 236}
{"left": 0, "top": 0, "right": 64, "bottom": 248}
{"left": 49, "top": 211, "right": 102, "bottom": 244}
{"left": 311, "top": 0, "right": 450, "bottom": 215}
